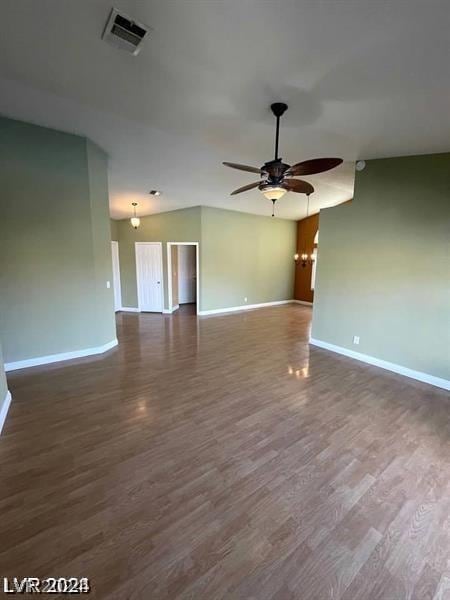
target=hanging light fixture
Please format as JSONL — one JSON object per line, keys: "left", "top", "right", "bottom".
{"left": 130, "top": 202, "right": 140, "bottom": 229}
{"left": 294, "top": 194, "right": 315, "bottom": 268}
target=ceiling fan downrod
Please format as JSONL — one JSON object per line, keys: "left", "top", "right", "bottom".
{"left": 270, "top": 102, "right": 288, "bottom": 161}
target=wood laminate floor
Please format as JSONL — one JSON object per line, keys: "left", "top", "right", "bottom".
{"left": 1, "top": 305, "right": 450, "bottom": 599}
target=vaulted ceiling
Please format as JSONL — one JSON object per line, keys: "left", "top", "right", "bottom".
{"left": 0, "top": 0, "right": 449, "bottom": 220}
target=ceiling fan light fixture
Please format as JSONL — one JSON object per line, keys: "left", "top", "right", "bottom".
{"left": 222, "top": 103, "right": 342, "bottom": 215}
{"left": 260, "top": 186, "right": 287, "bottom": 201}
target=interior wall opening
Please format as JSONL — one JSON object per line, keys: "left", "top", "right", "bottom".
{"left": 167, "top": 242, "right": 199, "bottom": 315}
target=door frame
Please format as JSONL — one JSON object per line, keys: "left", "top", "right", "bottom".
{"left": 135, "top": 242, "right": 164, "bottom": 313}
{"left": 167, "top": 242, "right": 200, "bottom": 315}
{"left": 111, "top": 241, "right": 122, "bottom": 312}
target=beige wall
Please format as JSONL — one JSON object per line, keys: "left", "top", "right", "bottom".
{"left": 312, "top": 153, "right": 450, "bottom": 383}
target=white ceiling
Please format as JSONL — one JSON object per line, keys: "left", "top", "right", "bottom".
{"left": 0, "top": 0, "right": 449, "bottom": 220}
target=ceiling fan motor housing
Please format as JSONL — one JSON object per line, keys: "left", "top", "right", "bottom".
{"left": 263, "top": 159, "right": 290, "bottom": 184}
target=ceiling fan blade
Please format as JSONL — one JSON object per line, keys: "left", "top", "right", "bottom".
{"left": 283, "top": 179, "right": 315, "bottom": 195}
{"left": 223, "top": 162, "right": 262, "bottom": 174}
{"left": 286, "top": 158, "right": 343, "bottom": 177}
{"left": 230, "top": 181, "right": 262, "bottom": 195}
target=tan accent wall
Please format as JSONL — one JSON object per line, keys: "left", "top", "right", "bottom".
{"left": 294, "top": 213, "right": 319, "bottom": 303}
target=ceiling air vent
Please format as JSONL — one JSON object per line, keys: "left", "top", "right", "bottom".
{"left": 102, "top": 8, "right": 150, "bottom": 55}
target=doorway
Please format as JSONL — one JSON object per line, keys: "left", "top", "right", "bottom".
{"left": 167, "top": 242, "right": 199, "bottom": 314}
{"left": 135, "top": 242, "right": 164, "bottom": 312}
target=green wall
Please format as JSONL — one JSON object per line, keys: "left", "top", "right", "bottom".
{"left": 87, "top": 141, "right": 117, "bottom": 345}
{"left": 115, "top": 207, "right": 201, "bottom": 309}
{"left": 312, "top": 153, "right": 450, "bottom": 381}
{"left": 110, "top": 218, "right": 119, "bottom": 241}
{"left": 200, "top": 207, "right": 296, "bottom": 311}
{"left": 0, "top": 117, "right": 116, "bottom": 364}
{"left": 113, "top": 205, "right": 296, "bottom": 312}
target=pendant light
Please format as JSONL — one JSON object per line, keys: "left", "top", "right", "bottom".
{"left": 130, "top": 202, "right": 140, "bottom": 229}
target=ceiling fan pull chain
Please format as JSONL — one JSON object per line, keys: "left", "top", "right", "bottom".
{"left": 272, "top": 199, "right": 276, "bottom": 217}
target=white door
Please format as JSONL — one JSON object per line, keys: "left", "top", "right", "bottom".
{"left": 136, "top": 243, "right": 163, "bottom": 312}
{"left": 178, "top": 245, "right": 196, "bottom": 304}
{"left": 111, "top": 241, "right": 122, "bottom": 312}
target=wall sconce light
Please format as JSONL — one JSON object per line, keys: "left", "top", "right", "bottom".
{"left": 130, "top": 202, "right": 140, "bottom": 229}
{"left": 294, "top": 252, "right": 314, "bottom": 267}
{"left": 302, "top": 253, "right": 315, "bottom": 267}
{"left": 294, "top": 194, "right": 316, "bottom": 267}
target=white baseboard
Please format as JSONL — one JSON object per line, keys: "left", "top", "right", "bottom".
{"left": 198, "top": 300, "right": 294, "bottom": 316}
{"left": 162, "top": 305, "right": 180, "bottom": 314}
{"left": 4, "top": 339, "right": 118, "bottom": 372}
{"left": 127, "top": 301, "right": 303, "bottom": 317}
{"left": 309, "top": 338, "right": 450, "bottom": 391}
{"left": 0, "top": 390, "right": 12, "bottom": 435}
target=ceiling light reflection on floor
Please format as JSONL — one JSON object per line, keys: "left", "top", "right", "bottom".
{"left": 287, "top": 365, "right": 310, "bottom": 378}
{"left": 137, "top": 399, "right": 148, "bottom": 415}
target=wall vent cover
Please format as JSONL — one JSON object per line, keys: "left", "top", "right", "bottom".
{"left": 102, "top": 8, "right": 150, "bottom": 55}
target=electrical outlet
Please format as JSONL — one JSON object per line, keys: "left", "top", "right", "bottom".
{"left": 244, "top": 297, "right": 248, "bottom": 303}
{"left": 353, "top": 335, "right": 360, "bottom": 345}
{"left": 106, "top": 281, "right": 111, "bottom": 289}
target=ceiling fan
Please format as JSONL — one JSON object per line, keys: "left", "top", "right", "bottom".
{"left": 223, "top": 103, "right": 343, "bottom": 216}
